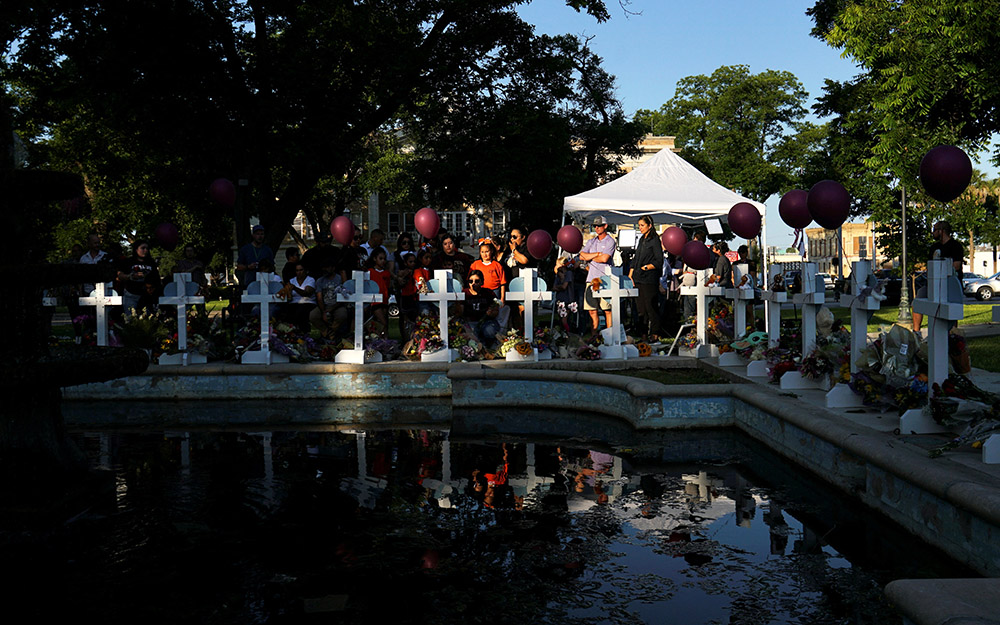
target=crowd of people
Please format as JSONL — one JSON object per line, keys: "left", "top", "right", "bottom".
{"left": 58, "top": 216, "right": 761, "bottom": 351}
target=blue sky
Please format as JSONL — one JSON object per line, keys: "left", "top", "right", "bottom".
{"left": 518, "top": 0, "right": 996, "bottom": 249}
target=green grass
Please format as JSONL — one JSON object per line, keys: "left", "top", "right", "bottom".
{"left": 966, "top": 335, "right": 1000, "bottom": 373}
{"left": 780, "top": 303, "right": 996, "bottom": 333}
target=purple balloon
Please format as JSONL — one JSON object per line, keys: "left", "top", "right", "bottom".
{"left": 728, "top": 202, "right": 762, "bottom": 239}
{"left": 526, "top": 229, "right": 553, "bottom": 260}
{"left": 660, "top": 226, "right": 687, "bottom": 256}
{"left": 778, "top": 189, "right": 811, "bottom": 229}
{"left": 414, "top": 207, "right": 441, "bottom": 240}
{"left": 682, "top": 240, "right": 712, "bottom": 270}
{"left": 807, "top": 180, "right": 850, "bottom": 230}
{"left": 330, "top": 215, "right": 355, "bottom": 246}
{"left": 209, "top": 178, "right": 236, "bottom": 207}
{"left": 557, "top": 225, "right": 583, "bottom": 254}
{"left": 154, "top": 222, "right": 179, "bottom": 250}
{"left": 920, "top": 145, "right": 973, "bottom": 203}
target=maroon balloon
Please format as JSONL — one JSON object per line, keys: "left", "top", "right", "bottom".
{"left": 778, "top": 189, "right": 811, "bottom": 229}
{"left": 728, "top": 202, "right": 762, "bottom": 239}
{"left": 660, "top": 226, "right": 687, "bottom": 256}
{"left": 807, "top": 180, "right": 850, "bottom": 230}
{"left": 682, "top": 240, "right": 712, "bottom": 270}
{"left": 557, "top": 224, "right": 584, "bottom": 254}
{"left": 920, "top": 145, "right": 973, "bottom": 203}
{"left": 154, "top": 222, "right": 179, "bottom": 250}
{"left": 414, "top": 207, "right": 441, "bottom": 240}
{"left": 209, "top": 178, "right": 236, "bottom": 207}
{"left": 330, "top": 215, "right": 355, "bottom": 246}
{"left": 526, "top": 229, "right": 553, "bottom": 260}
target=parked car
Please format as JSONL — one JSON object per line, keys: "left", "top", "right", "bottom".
{"left": 961, "top": 272, "right": 984, "bottom": 289}
{"left": 964, "top": 271, "right": 1000, "bottom": 300}
{"left": 817, "top": 272, "right": 835, "bottom": 291}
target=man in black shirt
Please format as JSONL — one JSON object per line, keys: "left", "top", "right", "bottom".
{"left": 913, "top": 220, "right": 964, "bottom": 332}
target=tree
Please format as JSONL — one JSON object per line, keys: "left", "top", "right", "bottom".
{"left": 3, "top": 0, "right": 633, "bottom": 258}
{"left": 809, "top": 0, "right": 1000, "bottom": 171}
{"left": 634, "top": 65, "right": 811, "bottom": 203}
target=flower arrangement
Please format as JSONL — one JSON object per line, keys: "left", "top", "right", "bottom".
{"left": 575, "top": 344, "right": 601, "bottom": 360}
{"left": 114, "top": 311, "right": 168, "bottom": 350}
{"left": 497, "top": 329, "right": 530, "bottom": 357}
{"left": 798, "top": 332, "right": 850, "bottom": 383}
{"left": 405, "top": 314, "right": 445, "bottom": 359}
{"left": 928, "top": 375, "right": 1000, "bottom": 457}
{"left": 764, "top": 345, "right": 799, "bottom": 384}
{"left": 846, "top": 325, "right": 929, "bottom": 411}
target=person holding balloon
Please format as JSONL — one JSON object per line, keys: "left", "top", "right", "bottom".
{"left": 628, "top": 215, "right": 665, "bottom": 342}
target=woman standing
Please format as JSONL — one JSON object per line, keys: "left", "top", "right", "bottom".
{"left": 116, "top": 240, "right": 160, "bottom": 315}
{"left": 629, "top": 216, "right": 664, "bottom": 341}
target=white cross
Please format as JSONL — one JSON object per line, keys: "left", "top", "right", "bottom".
{"left": 418, "top": 270, "right": 465, "bottom": 362}
{"left": 761, "top": 266, "right": 787, "bottom": 348}
{"left": 506, "top": 268, "right": 552, "bottom": 359}
{"left": 679, "top": 268, "right": 725, "bottom": 349}
{"left": 839, "top": 260, "right": 881, "bottom": 374}
{"left": 336, "top": 270, "right": 384, "bottom": 363}
{"left": 78, "top": 282, "right": 122, "bottom": 346}
{"left": 792, "top": 262, "right": 825, "bottom": 355}
{"left": 158, "top": 273, "right": 207, "bottom": 366}
{"left": 725, "top": 262, "right": 755, "bottom": 341}
{"left": 593, "top": 265, "right": 638, "bottom": 359}
{"left": 913, "top": 259, "right": 964, "bottom": 389}
{"left": 241, "top": 272, "right": 288, "bottom": 365}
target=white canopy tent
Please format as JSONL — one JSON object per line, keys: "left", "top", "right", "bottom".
{"left": 562, "top": 147, "right": 766, "bottom": 230}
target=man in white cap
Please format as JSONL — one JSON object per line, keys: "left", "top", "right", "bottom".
{"left": 579, "top": 216, "right": 617, "bottom": 339}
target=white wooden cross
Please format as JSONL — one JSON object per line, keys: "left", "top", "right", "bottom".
{"left": 748, "top": 266, "right": 787, "bottom": 377}
{"left": 678, "top": 268, "right": 725, "bottom": 358}
{"left": 336, "top": 270, "right": 385, "bottom": 364}
{"left": 418, "top": 269, "right": 465, "bottom": 362}
{"left": 719, "top": 262, "right": 756, "bottom": 366}
{"left": 596, "top": 265, "right": 639, "bottom": 360}
{"left": 780, "top": 262, "right": 825, "bottom": 389}
{"left": 241, "top": 272, "right": 288, "bottom": 365}
{"left": 826, "top": 260, "right": 880, "bottom": 407}
{"left": 78, "top": 281, "right": 122, "bottom": 346}
{"left": 505, "top": 268, "right": 552, "bottom": 362}
{"left": 157, "top": 273, "right": 207, "bottom": 366}
{"left": 902, "top": 259, "right": 965, "bottom": 433}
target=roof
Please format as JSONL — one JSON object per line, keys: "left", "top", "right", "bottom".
{"left": 563, "top": 148, "right": 765, "bottom": 226}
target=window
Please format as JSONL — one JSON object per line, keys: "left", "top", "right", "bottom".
{"left": 387, "top": 213, "right": 400, "bottom": 236}
{"left": 403, "top": 212, "right": 414, "bottom": 234}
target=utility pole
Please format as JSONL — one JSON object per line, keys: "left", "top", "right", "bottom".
{"left": 898, "top": 186, "right": 912, "bottom": 322}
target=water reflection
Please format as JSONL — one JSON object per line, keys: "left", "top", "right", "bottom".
{"left": 3, "top": 427, "right": 973, "bottom": 624}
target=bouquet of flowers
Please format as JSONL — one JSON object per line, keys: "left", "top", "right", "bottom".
{"left": 405, "top": 313, "right": 445, "bottom": 359}
{"left": 575, "top": 344, "right": 601, "bottom": 360}
{"left": 497, "top": 328, "right": 531, "bottom": 357}
{"left": 928, "top": 375, "right": 1000, "bottom": 457}
{"left": 798, "top": 333, "right": 850, "bottom": 383}
{"left": 114, "top": 311, "right": 168, "bottom": 351}
{"left": 764, "top": 345, "right": 799, "bottom": 384}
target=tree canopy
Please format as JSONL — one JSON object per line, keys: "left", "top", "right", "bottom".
{"left": 2, "top": 0, "right": 640, "bottom": 258}
{"left": 634, "top": 65, "right": 813, "bottom": 203}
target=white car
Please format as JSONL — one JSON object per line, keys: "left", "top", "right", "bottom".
{"left": 964, "top": 272, "right": 1000, "bottom": 300}
{"left": 816, "top": 272, "right": 835, "bottom": 290}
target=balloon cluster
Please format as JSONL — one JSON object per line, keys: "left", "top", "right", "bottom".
{"left": 777, "top": 181, "right": 851, "bottom": 231}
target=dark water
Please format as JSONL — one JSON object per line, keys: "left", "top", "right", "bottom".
{"left": 2, "top": 425, "right": 974, "bottom": 624}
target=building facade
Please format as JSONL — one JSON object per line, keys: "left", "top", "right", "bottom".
{"left": 805, "top": 222, "right": 888, "bottom": 278}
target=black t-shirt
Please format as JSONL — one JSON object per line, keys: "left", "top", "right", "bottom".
{"left": 463, "top": 289, "right": 494, "bottom": 322}
{"left": 117, "top": 254, "right": 159, "bottom": 296}
{"left": 713, "top": 254, "right": 733, "bottom": 288}
{"left": 931, "top": 238, "right": 964, "bottom": 268}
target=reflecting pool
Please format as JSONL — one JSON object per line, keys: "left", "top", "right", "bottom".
{"left": 2, "top": 422, "right": 975, "bottom": 624}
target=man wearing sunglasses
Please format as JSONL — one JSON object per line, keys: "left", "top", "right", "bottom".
{"left": 579, "top": 216, "right": 617, "bottom": 339}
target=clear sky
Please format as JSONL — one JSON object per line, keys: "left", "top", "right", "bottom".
{"left": 518, "top": 0, "right": 996, "bottom": 250}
